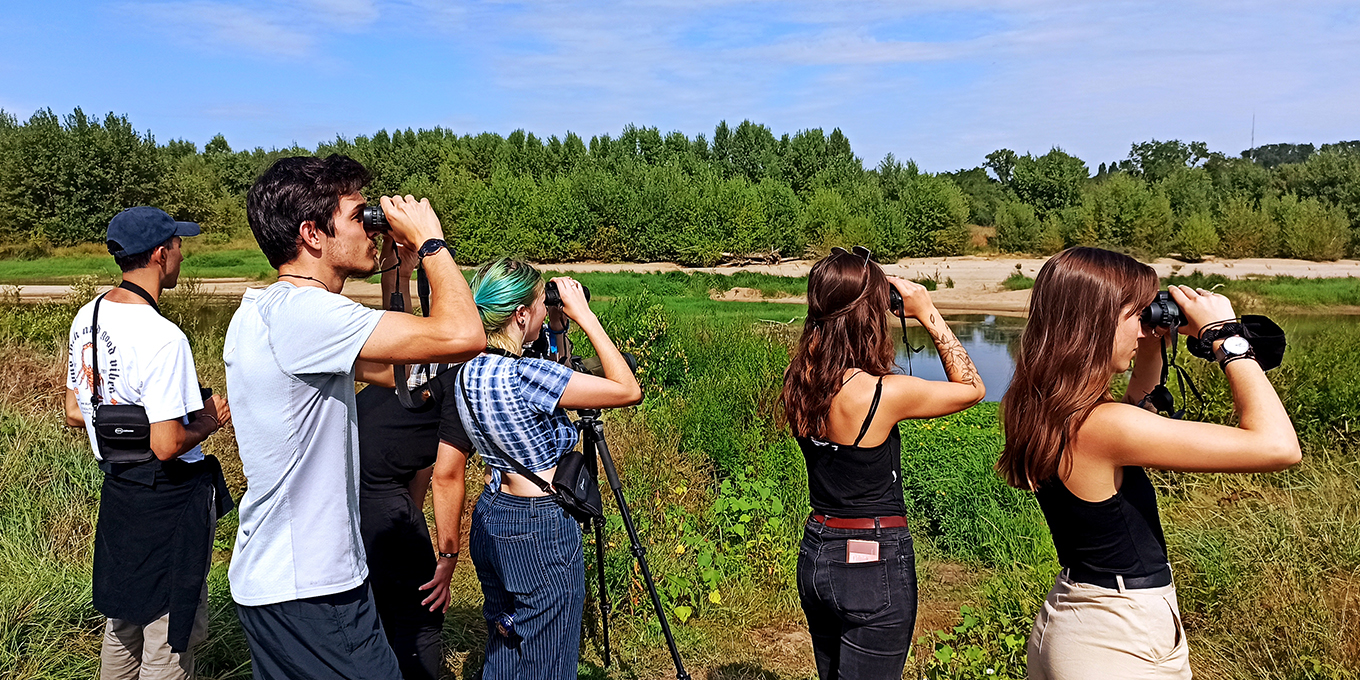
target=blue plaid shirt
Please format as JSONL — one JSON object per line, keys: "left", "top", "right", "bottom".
{"left": 455, "top": 353, "right": 577, "bottom": 491}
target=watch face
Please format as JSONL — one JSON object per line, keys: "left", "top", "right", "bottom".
{"left": 1223, "top": 336, "right": 1251, "bottom": 355}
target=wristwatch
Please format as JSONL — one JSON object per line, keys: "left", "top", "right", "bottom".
{"left": 1214, "top": 335, "right": 1255, "bottom": 369}
{"left": 417, "top": 238, "right": 451, "bottom": 261}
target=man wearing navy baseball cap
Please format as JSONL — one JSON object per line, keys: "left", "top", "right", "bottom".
{"left": 65, "top": 207, "right": 233, "bottom": 680}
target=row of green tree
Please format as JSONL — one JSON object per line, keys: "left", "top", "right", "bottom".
{"left": 1, "top": 107, "right": 1357, "bottom": 263}
{"left": 950, "top": 140, "right": 1360, "bottom": 260}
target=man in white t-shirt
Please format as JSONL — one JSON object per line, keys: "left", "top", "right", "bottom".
{"left": 64, "top": 206, "right": 233, "bottom": 680}
{"left": 224, "top": 155, "right": 483, "bottom": 679}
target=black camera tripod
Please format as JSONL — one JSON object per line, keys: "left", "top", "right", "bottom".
{"left": 575, "top": 408, "right": 691, "bottom": 680}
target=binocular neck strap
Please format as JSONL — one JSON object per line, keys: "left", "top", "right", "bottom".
{"left": 1141, "top": 319, "right": 1205, "bottom": 419}
{"left": 388, "top": 265, "right": 437, "bottom": 411}
{"left": 897, "top": 315, "right": 923, "bottom": 376}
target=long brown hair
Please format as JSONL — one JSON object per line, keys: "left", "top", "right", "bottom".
{"left": 998, "top": 247, "right": 1157, "bottom": 490}
{"left": 782, "top": 251, "right": 896, "bottom": 438}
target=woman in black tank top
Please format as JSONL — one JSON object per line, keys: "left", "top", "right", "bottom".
{"left": 998, "top": 247, "right": 1301, "bottom": 680}
{"left": 781, "top": 247, "right": 986, "bottom": 680}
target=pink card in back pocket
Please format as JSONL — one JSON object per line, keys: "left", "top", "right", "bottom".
{"left": 846, "top": 539, "right": 880, "bottom": 563}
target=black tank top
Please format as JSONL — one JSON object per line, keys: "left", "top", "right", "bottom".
{"left": 1035, "top": 466, "right": 1169, "bottom": 577}
{"left": 795, "top": 376, "right": 908, "bottom": 518}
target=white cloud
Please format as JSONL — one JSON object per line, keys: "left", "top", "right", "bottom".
{"left": 425, "top": 0, "right": 1360, "bottom": 168}
{"left": 299, "top": 0, "right": 379, "bottom": 26}
{"left": 103, "top": 0, "right": 1360, "bottom": 167}
{"left": 130, "top": 1, "right": 315, "bottom": 58}
{"left": 127, "top": 0, "right": 381, "bottom": 60}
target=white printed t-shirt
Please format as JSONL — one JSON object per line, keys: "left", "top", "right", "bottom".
{"left": 66, "top": 297, "right": 205, "bottom": 463}
{"left": 223, "top": 282, "right": 384, "bottom": 606}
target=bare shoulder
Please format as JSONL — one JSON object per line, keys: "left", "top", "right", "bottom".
{"left": 1074, "top": 401, "right": 1162, "bottom": 458}
{"left": 879, "top": 372, "right": 929, "bottom": 392}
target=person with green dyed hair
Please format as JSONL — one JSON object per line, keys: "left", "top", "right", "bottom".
{"left": 470, "top": 259, "right": 550, "bottom": 354}
{"left": 449, "top": 258, "right": 641, "bottom": 680}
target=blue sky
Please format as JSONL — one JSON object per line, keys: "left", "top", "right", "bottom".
{"left": 2, "top": 1, "right": 1357, "bottom": 171}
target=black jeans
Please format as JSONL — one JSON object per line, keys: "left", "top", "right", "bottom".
{"left": 361, "top": 491, "right": 444, "bottom": 680}
{"left": 797, "top": 520, "right": 918, "bottom": 680}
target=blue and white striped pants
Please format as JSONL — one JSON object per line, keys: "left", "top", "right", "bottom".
{"left": 470, "top": 490, "right": 586, "bottom": 680}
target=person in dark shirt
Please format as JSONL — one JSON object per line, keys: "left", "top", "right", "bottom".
{"left": 781, "top": 247, "right": 985, "bottom": 680}
{"left": 998, "top": 247, "right": 1301, "bottom": 679}
{"left": 355, "top": 241, "right": 473, "bottom": 680}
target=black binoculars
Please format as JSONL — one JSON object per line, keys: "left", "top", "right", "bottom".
{"left": 889, "top": 287, "right": 905, "bottom": 317}
{"left": 362, "top": 205, "right": 389, "bottom": 232}
{"left": 545, "top": 281, "right": 590, "bottom": 307}
{"left": 1141, "top": 290, "right": 1184, "bottom": 329}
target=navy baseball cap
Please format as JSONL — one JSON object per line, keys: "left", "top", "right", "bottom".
{"left": 106, "top": 207, "right": 201, "bottom": 257}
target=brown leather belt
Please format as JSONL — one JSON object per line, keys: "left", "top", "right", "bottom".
{"left": 809, "top": 514, "right": 909, "bottom": 529}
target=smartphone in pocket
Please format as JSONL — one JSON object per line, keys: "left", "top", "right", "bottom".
{"left": 846, "top": 539, "right": 880, "bottom": 563}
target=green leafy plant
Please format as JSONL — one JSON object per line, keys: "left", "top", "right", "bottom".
{"left": 924, "top": 604, "right": 1030, "bottom": 680}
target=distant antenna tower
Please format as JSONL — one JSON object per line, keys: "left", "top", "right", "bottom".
{"left": 1250, "top": 112, "right": 1255, "bottom": 159}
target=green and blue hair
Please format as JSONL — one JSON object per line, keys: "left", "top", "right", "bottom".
{"left": 471, "top": 258, "right": 545, "bottom": 352}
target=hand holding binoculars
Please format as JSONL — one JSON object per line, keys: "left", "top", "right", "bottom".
{"left": 545, "top": 280, "right": 590, "bottom": 307}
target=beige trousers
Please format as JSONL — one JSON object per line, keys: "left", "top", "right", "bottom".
{"left": 1028, "top": 571, "right": 1191, "bottom": 680}
{"left": 99, "top": 581, "right": 210, "bottom": 680}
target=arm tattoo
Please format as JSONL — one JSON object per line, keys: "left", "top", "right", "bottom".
{"left": 925, "top": 320, "right": 981, "bottom": 389}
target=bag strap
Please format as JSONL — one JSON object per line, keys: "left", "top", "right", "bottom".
{"left": 89, "top": 281, "right": 164, "bottom": 408}
{"left": 90, "top": 293, "right": 107, "bottom": 407}
{"left": 117, "top": 280, "right": 161, "bottom": 313}
{"left": 457, "top": 362, "right": 557, "bottom": 495}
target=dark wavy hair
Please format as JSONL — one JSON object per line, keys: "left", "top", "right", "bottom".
{"left": 246, "top": 155, "right": 372, "bottom": 268}
{"left": 782, "top": 251, "right": 896, "bottom": 438}
{"left": 998, "top": 247, "right": 1158, "bottom": 490}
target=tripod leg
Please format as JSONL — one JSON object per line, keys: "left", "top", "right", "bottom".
{"left": 588, "top": 420, "right": 692, "bottom": 680}
{"left": 593, "top": 517, "right": 611, "bottom": 667}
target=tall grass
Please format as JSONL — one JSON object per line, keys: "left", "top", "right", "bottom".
{"left": 1, "top": 280, "right": 1358, "bottom": 678}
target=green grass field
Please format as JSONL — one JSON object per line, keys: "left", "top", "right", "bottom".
{"left": 1167, "top": 271, "right": 1360, "bottom": 309}
{"left": 1, "top": 264, "right": 1359, "bottom": 678}
{"left": 0, "top": 247, "right": 276, "bottom": 284}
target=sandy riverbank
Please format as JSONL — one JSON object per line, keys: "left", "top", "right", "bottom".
{"left": 8, "top": 255, "right": 1359, "bottom": 315}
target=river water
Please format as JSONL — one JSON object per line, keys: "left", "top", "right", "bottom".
{"left": 895, "top": 313, "right": 1342, "bottom": 402}
{"left": 893, "top": 315, "right": 1024, "bottom": 402}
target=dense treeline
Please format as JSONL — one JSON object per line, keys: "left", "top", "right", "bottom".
{"left": 1, "top": 107, "right": 1357, "bottom": 263}
{"left": 953, "top": 140, "right": 1360, "bottom": 261}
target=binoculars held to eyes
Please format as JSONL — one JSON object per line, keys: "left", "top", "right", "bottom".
{"left": 362, "top": 206, "right": 389, "bottom": 232}
{"left": 1141, "top": 290, "right": 1184, "bottom": 329}
{"left": 545, "top": 281, "right": 591, "bottom": 307}
{"left": 889, "top": 287, "right": 905, "bottom": 318}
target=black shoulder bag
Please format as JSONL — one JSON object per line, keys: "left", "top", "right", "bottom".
{"left": 88, "top": 282, "right": 159, "bottom": 464}
{"left": 457, "top": 359, "right": 603, "bottom": 523}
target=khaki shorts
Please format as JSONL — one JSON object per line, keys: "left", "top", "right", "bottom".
{"left": 1028, "top": 570, "right": 1191, "bottom": 680}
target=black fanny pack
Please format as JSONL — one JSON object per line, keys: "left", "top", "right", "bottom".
{"left": 458, "top": 363, "right": 603, "bottom": 523}
{"left": 88, "top": 285, "right": 157, "bottom": 464}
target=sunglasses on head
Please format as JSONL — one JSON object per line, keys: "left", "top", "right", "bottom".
{"left": 830, "top": 246, "right": 872, "bottom": 266}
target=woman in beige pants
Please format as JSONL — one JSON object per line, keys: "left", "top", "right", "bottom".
{"left": 997, "top": 247, "right": 1301, "bottom": 679}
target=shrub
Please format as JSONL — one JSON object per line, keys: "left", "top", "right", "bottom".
{"left": 993, "top": 202, "right": 1040, "bottom": 253}
{"left": 1176, "top": 211, "right": 1220, "bottom": 260}
{"left": 1002, "top": 271, "right": 1035, "bottom": 291}
{"left": 1078, "top": 174, "right": 1175, "bottom": 257}
{"left": 1217, "top": 195, "right": 1278, "bottom": 258}
{"left": 1273, "top": 194, "right": 1351, "bottom": 261}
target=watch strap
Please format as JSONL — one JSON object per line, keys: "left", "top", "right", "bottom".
{"left": 418, "top": 238, "right": 451, "bottom": 260}
{"left": 1214, "top": 335, "right": 1256, "bottom": 369}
